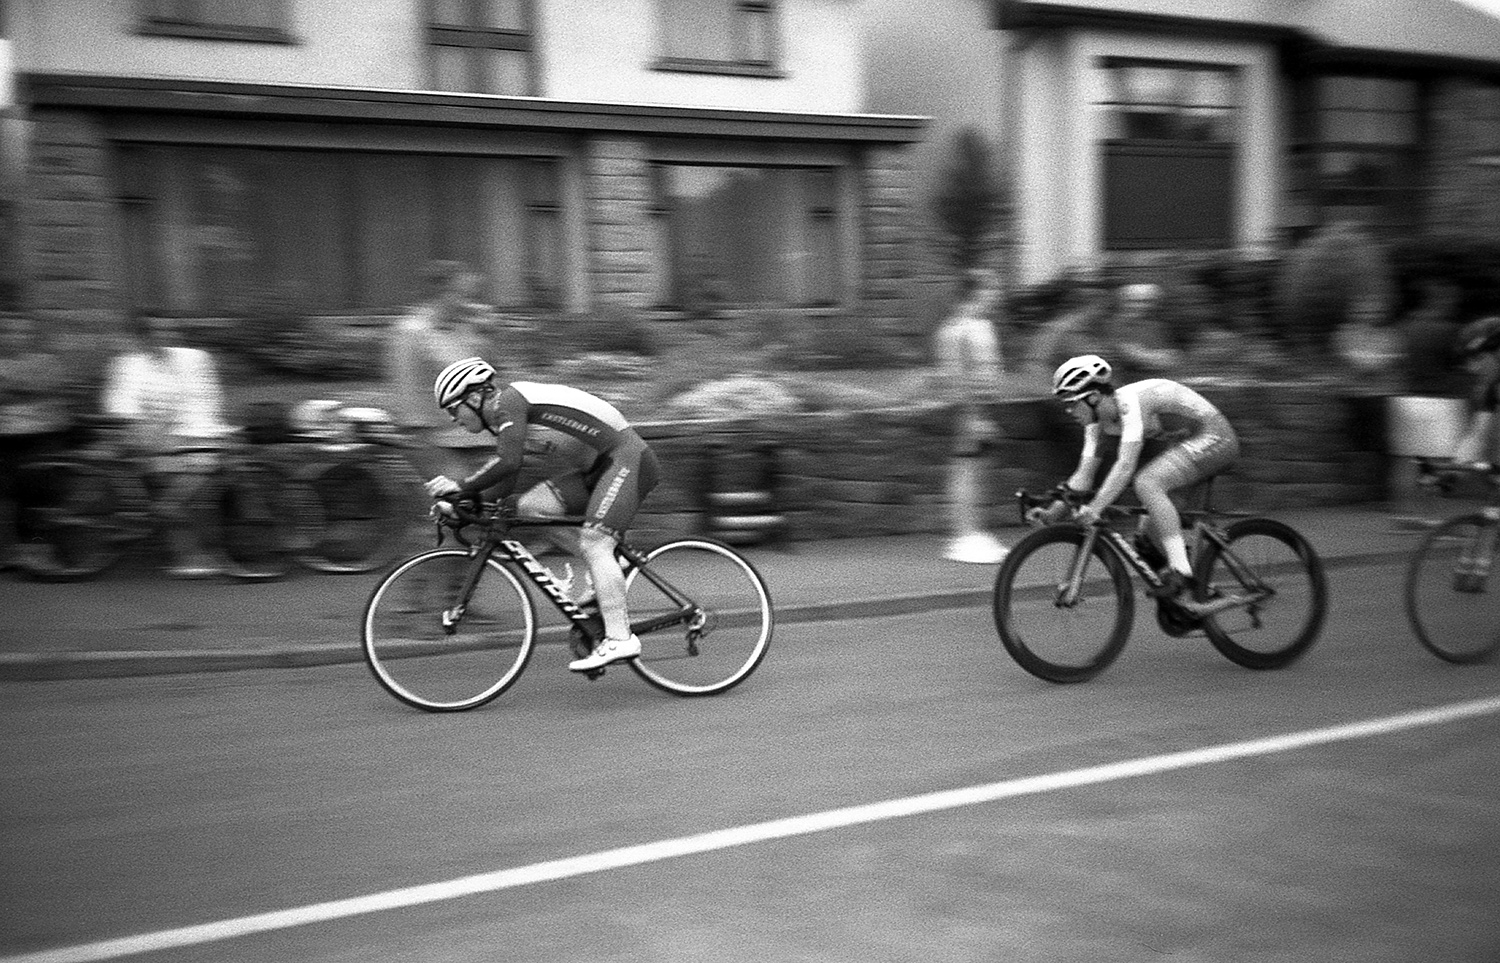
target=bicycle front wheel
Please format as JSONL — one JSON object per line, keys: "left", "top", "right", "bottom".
{"left": 623, "top": 538, "right": 773, "bottom": 696}
{"left": 1195, "top": 518, "right": 1327, "bottom": 670}
{"left": 363, "top": 549, "right": 538, "bottom": 711}
{"left": 991, "top": 525, "right": 1134, "bottom": 683}
{"left": 1405, "top": 513, "right": 1500, "bottom": 664}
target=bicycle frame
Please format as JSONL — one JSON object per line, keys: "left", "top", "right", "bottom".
{"left": 438, "top": 505, "right": 702, "bottom": 643}
{"left": 1020, "top": 489, "right": 1270, "bottom": 618}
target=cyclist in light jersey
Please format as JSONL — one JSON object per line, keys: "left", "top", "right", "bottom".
{"left": 424, "top": 357, "right": 660, "bottom": 672}
{"left": 1051, "top": 354, "right": 1239, "bottom": 611}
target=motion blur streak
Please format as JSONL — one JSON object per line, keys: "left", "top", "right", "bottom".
{"left": 10, "top": 694, "right": 1500, "bottom": 963}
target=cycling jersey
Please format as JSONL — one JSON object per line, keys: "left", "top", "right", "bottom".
{"left": 466, "top": 381, "right": 659, "bottom": 538}
{"left": 1081, "top": 378, "right": 1234, "bottom": 455}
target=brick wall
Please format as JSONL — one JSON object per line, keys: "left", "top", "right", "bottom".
{"left": 632, "top": 385, "right": 1388, "bottom": 543}
{"left": 18, "top": 108, "right": 119, "bottom": 357}
{"left": 582, "top": 136, "right": 654, "bottom": 311}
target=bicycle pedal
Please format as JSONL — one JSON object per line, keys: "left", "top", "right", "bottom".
{"left": 584, "top": 668, "right": 606, "bottom": 681}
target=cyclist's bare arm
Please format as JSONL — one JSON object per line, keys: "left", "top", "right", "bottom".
{"left": 1088, "top": 438, "right": 1143, "bottom": 514}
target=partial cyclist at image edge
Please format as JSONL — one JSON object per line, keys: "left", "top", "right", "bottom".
{"left": 1045, "top": 354, "right": 1241, "bottom": 617}
{"left": 1453, "top": 316, "right": 1500, "bottom": 470}
{"left": 424, "top": 356, "right": 660, "bottom": 672}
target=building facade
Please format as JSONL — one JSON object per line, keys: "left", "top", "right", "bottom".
{"left": 863, "top": 0, "right": 1500, "bottom": 285}
{"left": 8, "top": 0, "right": 927, "bottom": 343}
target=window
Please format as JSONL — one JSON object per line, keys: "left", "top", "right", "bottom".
{"left": 1476, "top": 83, "right": 1500, "bottom": 160}
{"left": 428, "top": 0, "right": 537, "bottom": 96}
{"left": 137, "top": 0, "right": 293, "bottom": 42}
{"left": 655, "top": 0, "right": 781, "bottom": 77}
{"left": 651, "top": 163, "right": 841, "bottom": 309}
{"left": 115, "top": 145, "right": 564, "bottom": 315}
{"left": 1096, "top": 58, "right": 1238, "bottom": 249}
{"left": 1292, "top": 75, "right": 1424, "bottom": 232}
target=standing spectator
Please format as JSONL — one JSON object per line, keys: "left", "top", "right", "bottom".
{"left": 102, "top": 311, "right": 238, "bottom": 578}
{"left": 384, "top": 260, "right": 495, "bottom": 483}
{"left": 932, "top": 267, "right": 1009, "bottom": 564}
{"left": 0, "top": 312, "right": 71, "bottom": 573}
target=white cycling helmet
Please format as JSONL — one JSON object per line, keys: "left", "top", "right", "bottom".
{"left": 434, "top": 356, "right": 497, "bottom": 408}
{"left": 1052, "top": 354, "right": 1112, "bottom": 401}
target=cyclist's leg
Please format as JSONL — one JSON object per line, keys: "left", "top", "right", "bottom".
{"left": 577, "top": 443, "right": 659, "bottom": 647}
{"left": 1133, "top": 432, "right": 1239, "bottom": 582}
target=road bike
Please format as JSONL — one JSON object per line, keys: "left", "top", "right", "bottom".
{"left": 13, "top": 420, "right": 318, "bottom": 582}
{"left": 361, "top": 498, "right": 774, "bottom": 711}
{"left": 991, "top": 481, "right": 1327, "bottom": 683}
{"left": 1404, "top": 459, "right": 1500, "bottom": 664}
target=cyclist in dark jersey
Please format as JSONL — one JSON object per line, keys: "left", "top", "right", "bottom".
{"left": 424, "top": 357, "right": 660, "bottom": 672}
{"left": 1453, "top": 317, "right": 1500, "bottom": 469}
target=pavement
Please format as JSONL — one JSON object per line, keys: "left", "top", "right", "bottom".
{"left": 0, "top": 503, "right": 1451, "bottom": 681}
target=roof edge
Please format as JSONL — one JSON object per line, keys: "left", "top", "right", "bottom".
{"left": 18, "top": 72, "right": 931, "bottom": 143}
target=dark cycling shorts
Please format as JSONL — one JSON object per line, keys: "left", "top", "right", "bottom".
{"left": 545, "top": 434, "right": 660, "bottom": 539}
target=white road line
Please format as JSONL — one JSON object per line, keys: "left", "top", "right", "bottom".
{"left": 9, "top": 694, "right": 1500, "bottom": 963}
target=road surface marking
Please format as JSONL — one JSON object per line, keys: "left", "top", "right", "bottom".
{"left": 9, "top": 694, "right": 1500, "bottom": 963}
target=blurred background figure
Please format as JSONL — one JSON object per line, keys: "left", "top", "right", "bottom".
{"left": 384, "top": 259, "right": 496, "bottom": 483}
{"left": 932, "top": 267, "right": 1008, "bottom": 564}
{"left": 0, "top": 311, "right": 71, "bottom": 574}
{"left": 102, "top": 311, "right": 238, "bottom": 578}
{"left": 1022, "top": 266, "right": 1111, "bottom": 381}
{"left": 1105, "top": 282, "right": 1182, "bottom": 382}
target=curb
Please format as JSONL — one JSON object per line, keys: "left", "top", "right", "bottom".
{"left": 0, "top": 549, "right": 1411, "bottom": 682}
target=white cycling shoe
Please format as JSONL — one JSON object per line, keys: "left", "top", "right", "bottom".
{"left": 568, "top": 634, "right": 641, "bottom": 672}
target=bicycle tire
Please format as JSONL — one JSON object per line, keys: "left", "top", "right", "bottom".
{"left": 215, "top": 456, "right": 317, "bottom": 582}
{"left": 991, "top": 524, "right": 1134, "bottom": 683}
{"left": 297, "top": 455, "right": 412, "bottom": 574}
{"left": 363, "top": 549, "right": 538, "bottom": 711}
{"left": 1195, "top": 517, "right": 1327, "bottom": 670}
{"left": 1404, "top": 513, "right": 1500, "bottom": 664}
{"left": 12, "top": 458, "right": 134, "bottom": 581}
{"left": 623, "top": 538, "right": 773, "bottom": 696}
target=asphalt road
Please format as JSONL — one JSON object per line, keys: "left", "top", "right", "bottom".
{"left": 4, "top": 557, "right": 1499, "bottom": 963}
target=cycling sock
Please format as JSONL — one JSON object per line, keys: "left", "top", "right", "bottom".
{"left": 1162, "top": 531, "right": 1192, "bottom": 577}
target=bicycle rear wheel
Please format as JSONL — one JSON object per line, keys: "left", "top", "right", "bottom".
{"left": 1195, "top": 518, "right": 1327, "bottom": 670}
{"left": 298, "top": 456, "right": 411, "bottom": 574}
{"left": 1405, "top": 513, "right": 1500, "bottom": 664}
{"left": 363, "top": 549, "right": 538, "bottom": 711}
{"left": 991, "top": 525, "right": 1134, "bottom": 683}
{"left": 623, "top": 538, "right": 773, "bottom": 696}
{"left": 215, "top": 457, "right": 317, "bottom": 581}
{"left": 13, "top": 458, "right": 133, "bottom": 581}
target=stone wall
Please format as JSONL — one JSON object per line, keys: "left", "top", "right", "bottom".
{"left": 630, "top": 384, "right": 1389, "bottom": 544}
